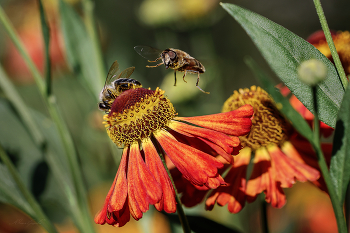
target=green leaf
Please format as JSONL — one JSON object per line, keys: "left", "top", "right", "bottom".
{"left": 0, "top": 65, "right": 44, "bottom": 146}
{"left": 221, "top": 3, "right": 344, "bottom": 128}
{"left": 0, "top": 163, "right": 35, "bottom": 217}
{"left": 330, "top": 81, "right": 350, "bottom": 204}
{"left": 0, "top": 99, "right": 43, "bottom": 188}
{"left": 245, "top": 57, "right": 314, "bottom": 142}
{"left": 58, "top": 0, "right": 103, "bottom": 97}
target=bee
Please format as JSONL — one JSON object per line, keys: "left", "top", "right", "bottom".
{"left": 98, "top": 60, "right": 142, "bottom": 112}
{"left": 134, "top": 45, "right": 209, "bottom": 94}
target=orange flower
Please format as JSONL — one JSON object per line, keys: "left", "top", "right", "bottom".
{"left": 307, "top": 30, "right": 350, "bottom": 77}
{"left": 94, "top": 87, "right": 253, "bottom": 226}
{"left": 180, "top": 86, "right": 321, "bottom": 213}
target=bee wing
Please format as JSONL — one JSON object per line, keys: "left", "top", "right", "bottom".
{"left": 134, "top": 45, "right": 163, "bottom": 61}
{"left": 117, "top": 67, "right": 136, "bottom": 80}
{"left": 106, "top": 60, "right": 120, "bottom": 81}
{"left": 102, "top": 60, "right": 121, "bottom": 91}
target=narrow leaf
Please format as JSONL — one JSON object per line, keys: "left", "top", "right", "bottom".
{"left": 330, "top": 81, "right": 350, "bottom": 204}
{"left": 0, "top": 65, "right": 44, "bottom": 146}
{"left": 0, "top": 163, "right": 35, "bottom": 217}
{"left": 58, "top": 0, "right": 103, "bottom": 97}
{"left": 221, "top": 3, "right": 343, "bottom": 128}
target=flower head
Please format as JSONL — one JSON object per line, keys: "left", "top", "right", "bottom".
{"left": 180, "top": 86, "right": 321, "bottom": 213}
{"left": 95, "top": 87, "right": 253, "bottom": 226}
{"left": 308, "top": 30, "right": 350, "bottom": 77}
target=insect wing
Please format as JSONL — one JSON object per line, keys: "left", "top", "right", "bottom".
{"left": 117, "top": 67, "right": 136, "bottom": 80}
{"left": 102, "top": 60, "right": 121, "bottom": 91}
{"left": 134, "top": 45, "right": 163, "bottom": 61}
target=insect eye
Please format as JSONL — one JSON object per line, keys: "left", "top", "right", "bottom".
{"left": 168, "top": 51, "right": 176, "bottom": 60}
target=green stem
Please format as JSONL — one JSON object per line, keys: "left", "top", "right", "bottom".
{"left": 0, "top": 6, "right": 95, "bottom": 233}
{"left": 313, "top": 0, "right": 348, "bottom": 90}
{"left": 38, "top": 0, "right": 52, "bottom": 96}
{"left": 46, "top": 97, "right": 96, "bottom": 233}
{"left": 261, "top": 195, "right": 269, "bottom": 233}
{"left": 152, "top": 138, "right": 191, "bottom": 233}
{"left": 0, "top": 65, "right": 45, "bottom": 146}
{"left": 312, "top": 86, "right": 347, "bottom": 233}
{"left": 0, "top": 145, "right": 58, "bottom": 233}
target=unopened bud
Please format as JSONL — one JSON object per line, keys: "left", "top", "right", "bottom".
{"left": 297, "top": 59, "right": 327, "bottom": 86}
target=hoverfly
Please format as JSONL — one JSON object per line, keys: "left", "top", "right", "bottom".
{"left": 134, "top": 45, "right": 209, "bottom": 94}
{"left": 98, "top": 60, "right": 142, "bottom": 112}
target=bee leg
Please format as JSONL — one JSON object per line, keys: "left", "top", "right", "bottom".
{"left": 174, "top": 71, "right": 177, "bottom": 86}
{"left": 182, "top": 70, "right": 188, "bottom": 83}
{"left": 196, "top": 73, "right": 210, "bottom": 94}
{"left": 146, "top": 63, "right": 163, "bottom": 68}
{"left": 147, "top": 57, "right": 161, "bottom": 63}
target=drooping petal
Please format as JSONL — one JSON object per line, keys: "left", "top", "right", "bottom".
{"left": 95, "top": 147, "right": 129, "bottom": 225}
{"left": 267, "top": 144, "right": 320, "bottom": 188}
{"left": 206, "top": 147, "right": 251, "bottom": 213}
{"left": 142, "top": 138, "right": 176, "bottom": 213}
{"left": 127, "top": 142, "right": 162, "bottom": 220}
{"left": 246, "top": 147, "right": 286, "bottom": 208}
{"left": 154, "top": 130, "right": 225, "bottom": 189}
{"left": 175, "top": 104, "right": 253, "bottom": 136}
{"left": 169, "top": 120, "right": 240, "bottom": 155}
{"left": 283, "top": 139, "right": 329, "bottom": 192}
{"left": 106, "top": 200, "right": 131, "bottom": 227}
{"left": 108, "top": 147, "right": 129, "bottom": 212}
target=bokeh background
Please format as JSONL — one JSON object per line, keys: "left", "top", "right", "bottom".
{"left": 0, "top": 0, "right": 349, "bottom": 232}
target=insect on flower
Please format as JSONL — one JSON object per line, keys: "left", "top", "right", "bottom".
{"left": 98, "top": 60, "right": 142, "bottom": 112}
{"left": 134, "top": 45, "right": 209, "bottom": 94}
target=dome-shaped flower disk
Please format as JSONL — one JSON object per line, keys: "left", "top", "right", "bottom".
{"left": 94, "top": 87, "right": 254, "bottom": 227}
{"left": 308, "top": 30, "right": 350, "bottom": 77}
{"left": 178, "top": 86, "right": 321, "bottom": 213}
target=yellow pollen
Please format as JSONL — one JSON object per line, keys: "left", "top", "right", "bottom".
{"left": 103, "top": 87, "right": 177, "bottom": 147}
{"left": 222, "top": 86, "right": 292, "bottom": 150}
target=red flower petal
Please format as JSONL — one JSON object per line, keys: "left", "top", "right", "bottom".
{"left": 177, "top": 176, "right": 210, "bottom": 208}
{"left": 106, "top": 200, "right": 130, "bottom": 227}
{"left": 154, "top": 130, "right": 225, "bottom": 188}
{"left": 246, "top": 147, "right": 286, "bottom": 208}
{"left": 127, "top": 142, "right": 162, "bottom": 220}
{"left": 175, "top": 104, "right": 253, "bottom": 136}
{"left": 285, "top": 138, "right": 331, "bottom": 192}
{"left": 267, "top": 144, "right": 320, "bottom": 188}
{"left": 206, "top": 147, "right": 251, "bottom": 213}
{"left": 169, "top": 121, "right": 240, "bottom": 155}
{"left": 168, "top": 129, "right": 237, "bottom": 164}
{"left": 108, "top": 148, "right": 128, "bottom": 212}
{"left": 142, "top": 138, "right": 177, "bottom": 213}
{"left": 95, "top": 148, "right": 130, "bottom": 226}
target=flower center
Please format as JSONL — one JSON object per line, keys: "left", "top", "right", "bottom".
{"left": 103, "top": 87, "right": 177, "bottom": 146}
{"left": 222, "top": 86, "right": 292, "bottom": 150}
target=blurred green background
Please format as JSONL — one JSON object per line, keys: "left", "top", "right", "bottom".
{"left": 0, "top": 0, "right": 349, "bottom": 232}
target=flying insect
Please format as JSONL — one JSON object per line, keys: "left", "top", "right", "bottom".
{"left": 134, "top": 45, "right": 208, "bottom": 94}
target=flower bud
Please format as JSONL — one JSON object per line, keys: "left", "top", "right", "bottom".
{"left": 297, "top": 59, "right": 327, "bottom": 86}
